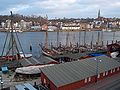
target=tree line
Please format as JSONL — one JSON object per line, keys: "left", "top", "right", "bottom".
{"left": 0, "top": 14, "right": 47, "bottom": 25}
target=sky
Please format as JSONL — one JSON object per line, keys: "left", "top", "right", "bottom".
{"left": 0, "top": 0, "right": 120, "bottom": 19}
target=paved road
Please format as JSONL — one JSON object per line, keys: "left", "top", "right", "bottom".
{"left": 78, "top": 73, "right": 120, "bottom": 90}
{"left": 97, "top": 78, "right": 120, "bottom": 90}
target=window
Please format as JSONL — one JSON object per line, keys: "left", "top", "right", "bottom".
{"left": 103, "top": 72, "right": 105, "bottom": 76}
{"left": 106, "top": 71, "right": 108, "bottom": 75}
{"left": 44, "top": 78, "right": 46, "bottom": 84}
{"left": 113, "top": 69, "right": 115, "bottom": 72}
{"left": 88, "top": 77, "right": 91, "bottom": 82}
{"left": 111, "top": 70, "right": 112, "bottom": 73}
{"left": 85, "top": 78, "right": 87, "bottom": 83}
{"left": 117, "top": 67, "right": 119, "bottom": 71}
{"left": 97, "top": 74, "right": 100, "bottom": 78}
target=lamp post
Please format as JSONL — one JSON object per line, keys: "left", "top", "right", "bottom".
{"left": 1, "top": 81, "right": 3, "bottom": 90}
{"left": 0, "top": 72, "right": 3, "bottom": 90}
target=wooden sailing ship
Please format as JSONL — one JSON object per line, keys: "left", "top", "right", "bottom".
{"left": 0, "top": 11, "right": 32, "bottom": 68}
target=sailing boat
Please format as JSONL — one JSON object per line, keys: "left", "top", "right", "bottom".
{"left": 0, "top": 11, "right": 32, "bottom": 68}
{"left": 40, "top": 15, "right": 61, "bottom": 57}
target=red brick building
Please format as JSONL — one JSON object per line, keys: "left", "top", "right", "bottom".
{"left": 41, "top": 56, "right": 120, "bottom": 90}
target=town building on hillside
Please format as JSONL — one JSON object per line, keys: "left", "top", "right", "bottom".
{"left": 30, "top": 25, "right": 41, "bottom": 30}
{"left": 48, "top": 26, "right": 58, "bottom": 31}
{"left": 1, "top": 22, "right": 5, "bottom": 28}
{"left": 61, "top": 26, "right": 80, "bottom": 30}
{"left": 80, "top": 22, "right": 93, "bottom": 30}
{"left": 5, "top": 19, "right": 11, "bottom": 29}
{"left": 61, "top": 22, "right": 80, "bottom": 30}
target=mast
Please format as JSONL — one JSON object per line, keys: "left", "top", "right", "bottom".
{"left": 66, "top": 31, "right": 69, "bottom": 47}
{"left": 45, "top": 15, "right": 48, "bottom": 48}
{"left": 97, "top": 32, "right": 100, "bottom": 45}
{"left": 45, "top": 30, "right": 48, "bottom": 48}
{"left": 10, "top": 11, "right": 14, "bottom": 56}
{"left": 79, "top": 31, "right": 81, "bottom": 46}
{"left": 113, "top": 31, "right": 115, "bottom": 43}
{"left": 1, "top": 11, "right": 25, "bottom": 60}
{"left": 83, "top": 30, "right": 86, "bottom": 46}
{"left": 91, "top": 31, "right": 94, "bottom": 49}
{"left": 101, "top": 31, "right": 103, "bottom": 46}
{"left": 57, "top": 29, "right": 59, "bottom": 47}
{"left": 73, "top": 32, "right": 76, "bottom": 45}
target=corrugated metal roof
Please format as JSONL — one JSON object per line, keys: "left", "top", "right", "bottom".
{"left": 20, "top": 58, "right": 32, "bottom": 66}
{"left": 41, "top": 55, "right": 120, "bottom": 87}
{"left": 51, "top": 52, "right": 88, "bottom": 59}
{"left": 27, "top": 57, "right": 40, "bottom": 64}
{"left": 15, "top": 83, "right": 36, "bottom": 90}
{"left": 0, "top": 60, "right": 21, "bottom": 68}
{"left": 15, "top": 85, "right": 26, "bottom": 90}
{"left": 52, "top": 50, "right": 105, "bottom": 59}
{"left": 51, "top": 50, "right": 106, "bottom": 59}
{"left": 20, "top": 57, "right": 40, "bottom": 66}
{"left": 24, "top": 83, "right": 37, "bottom": 90}
{"left": 38, "top": 56, "right": 58, "bottom": 64}
{"left": 20, "top": 56, "right": 57, "bottom": 66}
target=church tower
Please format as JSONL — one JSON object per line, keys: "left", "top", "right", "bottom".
{"left": 98, "top": 9, "right": 101, "bottom": 18}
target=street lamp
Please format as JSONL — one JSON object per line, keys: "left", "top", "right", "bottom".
{"left": 94, "top": 58, "right": 102, "bottom": 83}
{"left": 0, "top": 76, "right": 3, "bottom": 90}
{"left": 1, "top": 81, "right": 3, "bottom": 90}
{"left": 0, "top": 71, "right": 3, "bottom": 90}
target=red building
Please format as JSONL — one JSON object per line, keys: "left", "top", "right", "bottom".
{"left": 41, "top": 55, "right": 120, "bottom": 90}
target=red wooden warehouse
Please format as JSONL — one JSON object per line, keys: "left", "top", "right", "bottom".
{"left": 41, "top": 55, "right": 120, "bottom": 90}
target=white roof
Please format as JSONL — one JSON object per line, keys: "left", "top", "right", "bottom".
{"left": 15, "top": 64, "right": 54, "bottom": 74}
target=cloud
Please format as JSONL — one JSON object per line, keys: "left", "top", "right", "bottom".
{"left": 0, "top": 0, "right": 120, "bottom": 18}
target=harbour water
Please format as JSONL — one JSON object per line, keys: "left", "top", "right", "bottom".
{"left": 0, "top": 31, "right": 120, "bottom": 58}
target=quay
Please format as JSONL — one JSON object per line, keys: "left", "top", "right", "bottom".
{"left": 0, "top": 28, "right": 120, "bottom": 32}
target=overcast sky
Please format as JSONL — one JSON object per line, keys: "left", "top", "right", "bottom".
{"left": 0, "top": 0, "right": 120, "bottom": 19}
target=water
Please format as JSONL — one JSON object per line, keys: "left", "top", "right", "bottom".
{"left": 0, "top": 31, "right": 120, "bottom": 58}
